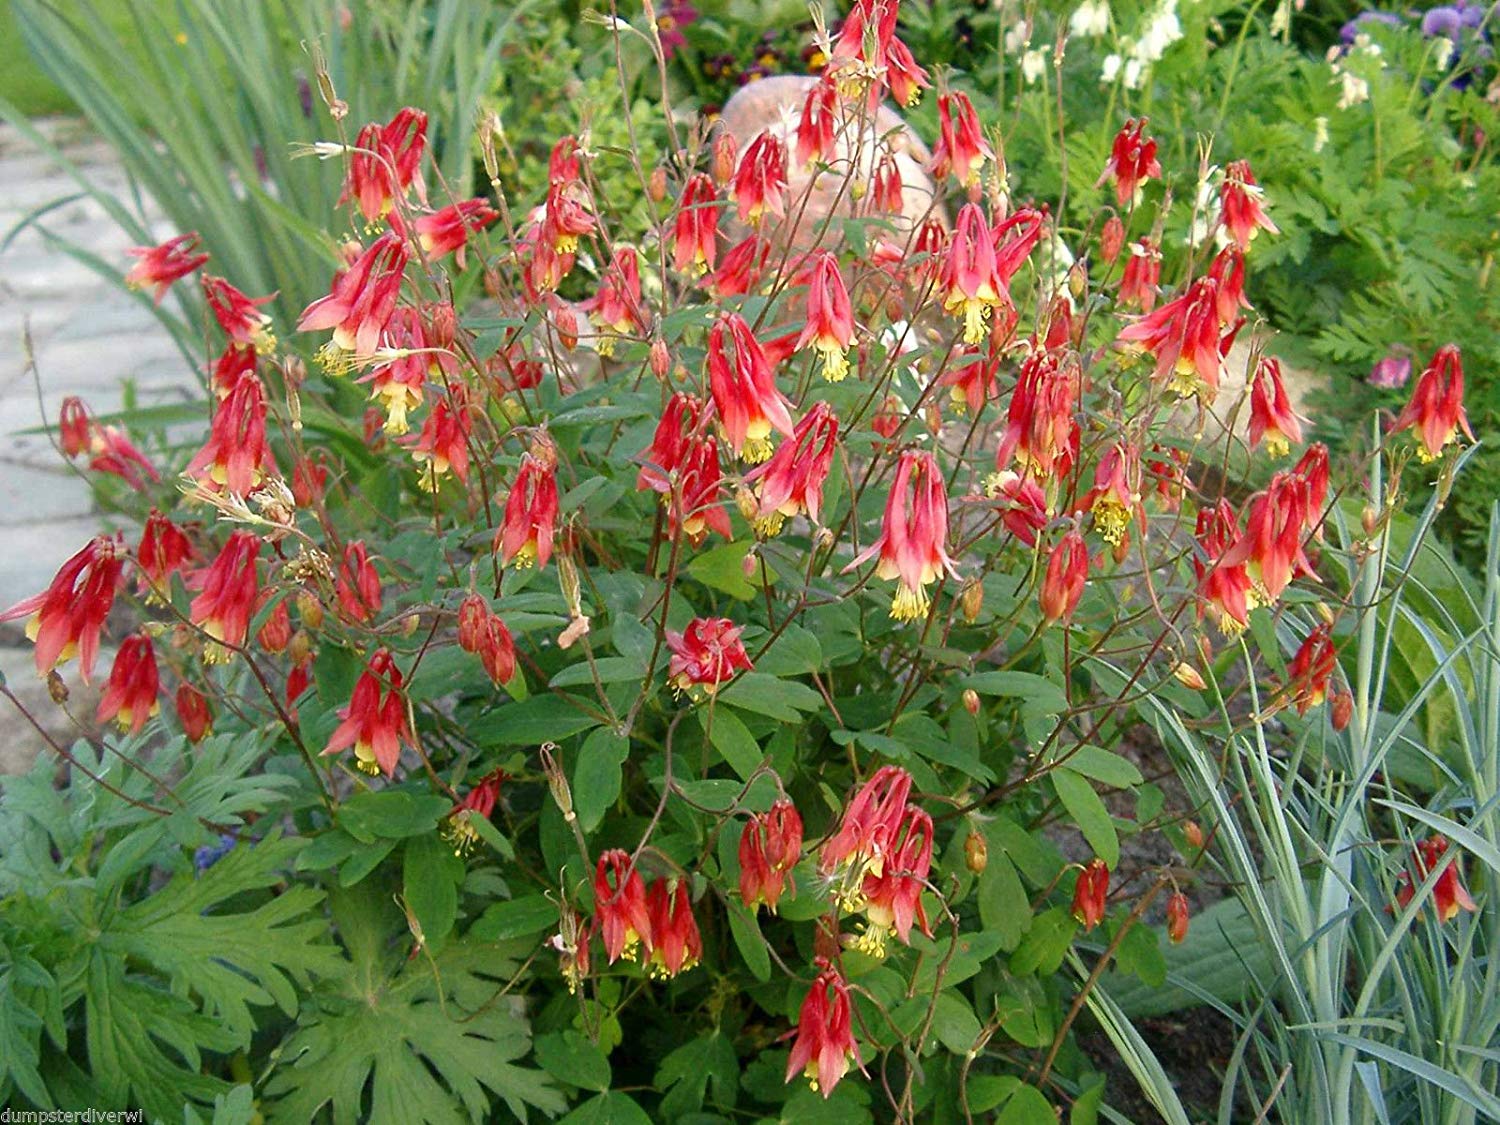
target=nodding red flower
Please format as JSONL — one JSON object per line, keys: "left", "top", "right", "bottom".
{"left": 184, "top": 371, "right": 274, "bottom": 496}
{"left": 986, "top": 470, "right": 1049, "bottom": 547}
{"left": 674, "top": 436, "right": 733, "bottom": 544}
{"left": 996, "top": 348, "right": 1081, "bottom": 481}
{"left": 175, "top": 682, "right": 212, "bottom": 742}
{"left": 830, "top": 0, "right": 927, "bottom": 106}
{"left": 1040, "top": 530, "right": 1089, "bottom": 624}
{"left": 1395, "top": 836, "right": 1477, "bottom": 923}
{"left": 1208, "top": 245, "right": 1251, "bottom": 321}
{"left": 1218, "top": 159, "right": 1278, "bottom": 250}
{"left": 942, "top": 348, "right": 1001, "bottom": 416}
{"left": 707, "top": 313, "right": 795, "bottom": 463}
{"left": 666, "top": 617, "right": 753, "bottom": 694}
{"left": 520, "top": 221, "right": 574, "bottom": 296}
{"left": 872, "top": 152, "right": 903, "bottom": 214}
{"left": 745, "top": 401, "right": 839, "bottom": 534}
{"left": 57, "top": 396, "right": 159, "bottom": 490}
{"left": 672, "top": 173, "right": 720, "bottom": 275}
{"left": 1100, "top": 215, "right": 1126, "bottom": 264}
{"left": 1097, "top": 118, "right": 1162, "bottom": 207}
{"left": 1116, "top": 275, "right": 1229, "bottom": 401}
{"left": 1250, "top": 356, "right": 1305, "bottom": 457}
{"left": 336, "top": 541, "right": 382, "bottom": 623}
{"left": 645, "top": 879, "right": 702, "bottom": 978}
{"left": 785, "top": 961, "right": 860, "bottom": 1098}
{"left": 637, "top": 393, "right": 704, "bottom": 493}
{"left": 930, "top": 91, "right": 992, "bottom": 188}
{"left": 795, "top": 75, "right": 839, "bottom": 167}
{"left": 256, "top": 595, "right": 293, "bottom": 654}
{"left": 496, "top": 449, "right": 560, "bottom": 569}
{"left": 942, "top": 203, "right": 1005, "bottom": 344}
{"left": 1293, "top": 443, "right": 1330, "bottom": 531}
{"left": 1084, "top": 443, "right": 1143, "bottom": 547}
{"left": 135, "top": 509, "right": 195, "bottom": 602}
{"left": 297, "top": 233, "right": 410, "bottom": 366}
{"left": 710, "top": 235, "right": 769, "bottom": 299}
{"left": 414, "top": 198, "right": 497, "bottom": 268}
{"left": 1194, "top": 499, "right": 1252, "bottom": 635}
{"left": 322, "top": 647, "right": 414, "bottom": 777}
{"left": 59, "top": 397, "right": 90, "bottom": 458}
{"left": 189, "top": 531, "right": 260, "bottom": 662}
{"left": 0, "top": 535, "right": 125, "bottom": 682}
{"left": 593, "top": 849, "right": 653, "bottom": 963}
{"left": 357, "top": 307, "right": 428, "bottom": 436}
{"left": 820, "top": 765, "right": 915, "bottom": 902}
{"left": 1220, "top": 471, "right": 1315, "bottom": 607}
{"left": 1166, "top": 892, "right": 1190, "bottom": 943}
{"left": 733, "top": 131, "right": 789, "bottom": 226}
{"left": 341, "top": 108, "right": 428, "bottom": 222}
{"left": 548, "top": 136, "right": 583, "bottom": 188}
{"left": 445, "top": 767, "right": 506, "bottom": 855}
{"left": 1072, "top": 858, "right": 1110, "bottom": 930}
{"left": 125, "top": 233, "right": 208, "bottom": 303}
{"left": 458, "top": 594, "right": 518, "bottom": 686}
{"left": 1147, "top": 443, "right": 1192, "bottom": 512}
{"left": 739, "top": 798, "right": 804, "bottom": 913}
{"left": 1118, "top": 237, "right": 1162, "bottom": 312}
{"left": 1287, "top": 623, "right": 1337, "bottom": 715}
{"left": 286, "top": 633, "right": 314, "bottom": 708}
{"left": 884, "top": 34, "right": 931, "bottom": 107}
{"left": 407, "top": 384, "right": 473, "bottom": 491}
{"left": 858, "top": 806, "right": 934, "bottom": 955}
{"left": 847, "top": 450, "right": 957, "bottom": 622}
{"left": 457, "top": 593, "right": 491, "bottom": 653}
{"left": 1390, "top": 345, "right": 1472, "bottom": 463}
{"left": 210, "top": 344, "right": 258, "bottom": 399}
{"left": 584, "top": 247, "right": 646, "bottom": 356}
{"left": 796, "top": 252, "right": 855, "bottom": 382}
{"left": 541, "top": 179, "right": 595, "bottom": 256}
{"left": 202, "top": 276, "right": 275, "bottom": 353}
{"left": 96, "top": 635, "right": 160, "bottom": 735}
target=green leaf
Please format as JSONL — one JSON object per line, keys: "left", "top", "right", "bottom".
{"left": 549, "top": 657, "right": 648, "bottom": 688}
{"left": 557, "top": 1091, "right": 654, "bottom": 1125}
{"left": 402, "top": 834, "right": 463, "bottom": 949}
{"left": 339, "top": 839, "right": 398, "bottom": 888}
{"left": 978, "top": 848, "right": 1032, "bottom": 952}
{"left": 700, "top": 707, "right": 763, "bottom": 780}
{"left": 719, "top": 673, "right": 823, "bottom": 721}
{"left": 1110, "top": 922, "right": 1166, "bottom": 988}
{"left": 339, "top": 791, "right": 455, "bottom": 842}
{"left": 726, "top": 900, "right": 772, "bottom": 981}
{"left": 930, "top": 992, "right": 983, "bottom": 1055}
{"left": 535, "top": 1030, "right": 612, "bottom": 1093}
{"left": 686, "top": 540, "right": 766, "bottom": 600}
{"left": 962, "top": 671, "right": 1067, "bottom": 714}
{"left": 574, "top": 728, "right": 630, "bottom": 833}
{"left": 1011, "top": 907, "right": 1079, "bottom": 976}
{"left": 1054, "top": 746, "right": 1143, "bottom": 789}
{"left": 656, "top": 1032, "right": 740, "bottom": 1117}
{"left": 1050, "top": 769, "right": 1119, "bottom": 868}
{"left": 469, "top": 696, "right": 603, "bottom": 746}
{"left": 471, "top": 895, "right": 559, "bottom": 942}
{"left": 967, "top": 1077, "right": 1054, "bottom": 1123}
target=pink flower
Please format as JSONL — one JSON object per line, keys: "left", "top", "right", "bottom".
{"left": 1218, "top": 159, "right": 1278, "bottom": 250}
{"left": 796, "top": 251, "right": 855, "bottom": 382}
{"left": 1097, "top": 119, "right": 1161, "bottom": 206}
{"left": 666, "top": 617, "right": 753, "bottom": 693}
{"left": 297, "top": 233, "right": 410, "bottom": 363}
{"left": 846, "top": 450, "right": 956, "bottom": 622}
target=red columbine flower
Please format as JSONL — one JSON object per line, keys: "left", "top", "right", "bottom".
{"left": 645, "top": 879, "right": 702, "bottom": 979}
{"left": 638, "top": 393, "right": 704, "bottom": 493}
{"left": 1072, "top": 858, "right": 1110, "bottom": 930}
{"left": 135, "top": 509, "right": 195, "bottom": 602}
{"left": 1166, "top": 892, "right": 1190, "bottom": 943}
{"left": 733, "top": 131, "right": 789, "bottom": 226}
{"left": 457, "top": 593, "right": 518, "bottom": 686}
{"left": 996, "top": 348, "right": 1081, "bottom": 480}
{"left": 676, "top": 436, "right": 734, "bottom": 544}
{"left": 211, "top": 343, "right": 257, "bottom": 399}
{"left": 710, "top": 235, "right": 769, "bottom": 299}
{"left": 847, "top": 450, "right": 956, "bottom": 622}
{"left": 672, "top": 173, "right": 719, "bottom": 275}
{"left": 666, "top": 617, "right": 753, "bottom": 694}
{"left": 1116, "top": 275, "right": 1229, "bottom": 401}
{"left": 797, "top": 252, "right": 855, "bottom": 382}
{"left": 1040, "top": 530, "right": 1089, "bottom": 624}
{"left": 785, "top": 961, "right": 860, "bottom": 1098}
{"left": 942, "top": 348, "right": 1001, "bottom": 416}
{"left": 1083, "top": 443, "right": 1142, "bottom": 548}
{"left": 445, "top": 767, "right": 506, "bottom": 855}
{"left": 406, "top": 384, "right": 472, "bottom": 491}
{"left": 322, "top": 647, "right": 414, "bottom": 777}
{"left": 584, "top": 247, "right": 646, "bottom": 356}
{"left": 1395, "top": 836, "right": 1478, "bottom": 923}
{"left": 745, "top": 401, "right": 839, "bottom": 535}
{"left": 256, "top": 595, "right": 293, "bottom": 654}
{"left": 1220, "top": 471, "right": 1314, "bottom": 607}
{"left": 359, "top": 309, "right": 427, "bottom": 436}
{"left": 929, "top": 91, "right": 992, "bottom": 188}
{"left": 1, "top": 535, "right": 125, "bottom": 682}
{"left": 795, "top": 75, "right": 838, "bottom": 167}
{"left": 202, "top": 276, "right": 275, "bottom": 352}
{"left": 884, "top": 34, "right": 930, "bottom": 107}
{"left": 820, "top": 765, "right": 915, "bottom": 909}
{"left": 1100, "top": 215, "right": 1125, "bottom": 264}
{"left": 1293, "top": 443, "right": 1330, "bottom": 532}
{"left": 1118, "top": 237, "right": 1162, "bottom": 312}
{"left": 57, "top": 396, "right": 160, "bottom": 490}
{"left": 1195, "top": 499, "right": 1252, "bottom": 635}
{"left": 986, "top": 470, "right": 1049, "bottom": 547}
{"left": 739, "top": 798, "right": 804, "bottom": 913}
{"left": 125, "top": 233, "right": 208, "bottom": 303}
{"left": 1250, "top": 356, "right": 1305, "bottom": 457}
{"left": 942, "top": 203, "right": 1005, "bottom": 344}
{"left": 342, "top": 108, "right": 428, "bottom": 223}
{"left": 1390, "top": 344, "right": 1472, "bottom": 463}
{"left": 1287, "top": 623, "right": 1337, "bottom": 715}
{"left": 336, "top": 541, "right": 382, "bottom": 623}
{"left": 298, "top": 232, "right": 410, "bottom": 366}
{"left": 175, "top": 682, "right": 212, "bottom": 742}
{"left": 872, "top": 152, "right": 903, "bottom": 214}
{"left": 1208, "top": 246, "right": 1251, "bottom": 321}
{"left": 189, "top": 532, "right": 260, "bottom": 662}
{"left": 1098, "top": 118, "right": 1162, "bottom": 207}
{"left": 96, "top": 634, "right": 160, "bottom": 735}
{"left": 414, "top": 198, "right": 497, "bottom": 268}
{"left": 496, "top": 449, "right": 559, "bottom": 569}
{"left": 185, "top": 371, "right": 274, "bottom": 495}
{"left": 1218, "top": 159, "right": 1278, "bottom": 250}
{"left": 858, "top": 806, "right": 933, "bottom": 956}
{"left": 707, "top": 313, "right": 794, "bottom": 463}
{"left": 541, "top": 179, "right": 595, "bottom": 256}
{"left": 1147, "top": 443, "right": 1192, "bottom": 512}
{"left": 593, "top": 849, "right": 653, "bottom": 963}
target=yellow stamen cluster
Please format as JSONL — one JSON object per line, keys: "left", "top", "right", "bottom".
{"left": 1092, "top": 496, "right": 1132, "bottom": 546}
{"left": 890, "top": 582, "right": 930, "bottom": 622}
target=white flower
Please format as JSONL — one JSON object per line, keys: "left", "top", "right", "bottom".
{"left": 1136, "top": 0, "right": 1182, "bottom": 63}
{"left": 1337, "top": 69, "right": 1370, "bottom": 109}
{"left": 1069, "top": 0, "right": 1111, "bottom": 39}
{"left": 1432, "top": 35, "right": 1455, "bottom": 69}
{"left": 1101, "top": 53, "right": 1123, "bottom": 82}
{"left": 1004, "top": 20, "right": 1031, "bottom": 53}
{"left": 1022, "top": 48, "right": 1049, "bottom": 84}
{"left": 1312, "top": 116, "right": 1329, "bottom": 153}
{"left": 1270, "top": 0, "right": 1292, "bottom": 36}
{"left": 1123, "top": 58, "right": 1145, "bottom": 89}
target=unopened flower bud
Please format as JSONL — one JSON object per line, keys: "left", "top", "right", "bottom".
{"left": 962, "top": 688, "right": 980, "bottom": 716}
{"left": 403, "top": 613, "right": 421, "bottom": 637}
{"left": 1166, "top": 891, "right": 1190, "bottom": 943}
{"left": 815, "top": 527, "right": 835, "bottom": 551}
{"left": 649, "top": 336, "right": 671, "bottom": 379}
{"left": 964, "top": 829, "right": 988, "bottom": 874}
{"left": 288, "top": 629, "right": 313, "bottom": 666}
{"left": 960, "top": 580, "right": 984, "bottom": 623}
{"left": 1172, "top": 662, "right": 1207, "bottom": 691}
{"left": 1316, "top": 601, "right": 1335, "bottom": 625}
{"left": 540, "top": 742, "right": 574, "bottom": 821}
{"left": 1101, "top": 214, "right": 1125, "bottom": 264}
{"left": 297, "top": 591, "right": 324, "bottom": 631}
{"left": 735, "top": 485, "right": 758, "bottom": 521}
{"left": 1112, "top": 529, "right": 1132, "bottom": 565}
{"left": 649, "top": 165, "right": 668, "bottom": 202}
{"left": 712, "top": 132, "right": 738, "bottom": 184}
{"left": 742, "top": 549, "right": 759, "bottom": 579}
{"left": 1361, "top": 506, "right": 1378, "bottom": 537}
{"left": 1330, "top": 690, "right": 1353, "bottom": 731}
{"left": 1068, "top": 261, "right": 1088, "bottom": 300}
{"left": 47, "top": 670, "right": 69, "bottom": 705}
{"left": 1183, "top": 819, "right": 1205, "bottom": 851}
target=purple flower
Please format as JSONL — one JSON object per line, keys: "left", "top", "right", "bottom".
{"left": 1341, "top": 10, "right": 1405, "bottom": 44}
{"left": 1422, "top": 6, "right": 1465, "bottom": 38}
{"left": 655, "top": 2, "right": 699, "bottom": 60}
{"left": 194, "top": 832, "right": 239, "bottom": 874}
{"left": 1368, "top": 350, "right": 1413, "bottom": 389}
